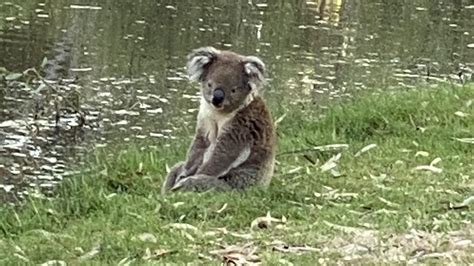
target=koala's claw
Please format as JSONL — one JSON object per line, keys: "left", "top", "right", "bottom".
{"left": 170, "top": 176, "right": 197, "bottom": 192}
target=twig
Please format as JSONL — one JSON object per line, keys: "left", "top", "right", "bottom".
{"left": 23, "top": 67, "right": 85, "bottom": 125}
{"left": 277, "top": 144, "right": 349, "bottom": 157}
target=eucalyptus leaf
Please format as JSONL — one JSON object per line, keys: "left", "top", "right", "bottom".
{"left": 330, "top": 169, "right": 343, "bottom": 177}
{"left": 5, "top": 72, "right": 23, "bottom": 81}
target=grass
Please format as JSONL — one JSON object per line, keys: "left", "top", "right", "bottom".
{"left": 0, "top": 84, "right": 473, "bottom": 265}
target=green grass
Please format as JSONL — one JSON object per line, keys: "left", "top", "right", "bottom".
{"left": 0, "top": 84, "right": 473, "bottom": 265}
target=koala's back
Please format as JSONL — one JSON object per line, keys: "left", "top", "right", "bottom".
{"left": 223, "top": 96, "right": 276, "bottom": 187}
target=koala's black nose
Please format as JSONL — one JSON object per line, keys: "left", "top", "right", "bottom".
{"left": 212, "top": 89, "right": 225, "bottom": 106}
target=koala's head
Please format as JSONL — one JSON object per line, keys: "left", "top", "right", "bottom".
{"left": 186, "top": 46, "right": 265, "bottom": 113}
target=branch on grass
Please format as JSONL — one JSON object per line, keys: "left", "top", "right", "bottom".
{"left": 277, "top": 144, "right": 349, "bottom": 157}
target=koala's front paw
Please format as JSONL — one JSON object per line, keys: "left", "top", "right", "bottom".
{"left": 171, "top": 175, "right": 231, "bottom": 193}
{"left": 171, "top": 175, "right": 218, "bottom": 192}
{"left": 171, "top": 176, "right": 198, "bottom": 192}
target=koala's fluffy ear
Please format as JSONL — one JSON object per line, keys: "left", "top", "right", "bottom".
{"left": 243, "top": 56, "right": 266, "bottom": 88}
{"left": 186, "top": 46, "right": 220, "bottom": 82}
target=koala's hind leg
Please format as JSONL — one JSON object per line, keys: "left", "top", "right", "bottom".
{"left": 170, "top": 174, "right": 232, "bottom": 192}
{"left": 161, "top": 161, "right": 186, "bottom": 195}
{"left": 220, "top": 167, "right": 263, "bottom": 190}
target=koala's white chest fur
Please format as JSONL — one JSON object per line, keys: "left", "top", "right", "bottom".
{"left": 197, "top": 98, "right": 235, "bottom": 164}
{"left": 197, "top": 98, "right": 233, "bottom": 142}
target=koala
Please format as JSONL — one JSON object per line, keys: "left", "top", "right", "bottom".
{"left": 161, "top": 46, "right": 276, "bottom": 194}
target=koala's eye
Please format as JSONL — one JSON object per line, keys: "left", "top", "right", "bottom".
{"left": 231, "top": 89, "right": 236, "bottom": 93}
{"left": 207, "top": 82, "right": 212, "bottom": 88}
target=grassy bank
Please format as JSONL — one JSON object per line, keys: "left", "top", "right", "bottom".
{"left": 0, "top": 84, "right": 473, "bottom": 265}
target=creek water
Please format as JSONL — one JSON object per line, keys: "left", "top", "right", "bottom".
{"left": 0, "top": 0, "right": 473, "bottom": 202}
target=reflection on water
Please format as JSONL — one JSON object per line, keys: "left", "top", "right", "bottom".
{"left": 0, "top": 0, "right": 473, "bottom": 202}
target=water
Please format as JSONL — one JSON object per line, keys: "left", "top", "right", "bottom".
{"left": 1, "top": 0, "right": 473, "bottom": 202}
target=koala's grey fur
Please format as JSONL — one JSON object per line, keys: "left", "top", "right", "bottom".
{"left": 161, "top": 46, "right": 276, "bottom": 194}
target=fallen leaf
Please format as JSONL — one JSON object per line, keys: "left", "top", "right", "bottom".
{"left": 278, "top": 258, "right": 295, "bottom": 265}
{"left": 412, "top": 165, "right": 442, "bottom": 174}
{"left": 378, "top": 197, "right": 400, "bottom": 207}
{"left": 448, "top": 196, "right": 474, "bottom": 210}
{"left": 287, "top": 166, "right": 302, "bottom": 174}
{"left": 430, "top": 157, "right": 442, "bottom": 166}
{"left": 250, "top": 212, "right": 286, "bottom": 229}
{"left": 313, "top": 144, "right": 349, "bottom": 151}
{"left": 371, "top": 208, "right": 398, "bottom": 215}
{"left": 330, "top": 168, "right": 343, "bottom": 177}
{"left": 172, "top": 202, "right": 185, "bottom": 208}
{"left": 314, "top": 191, "right": 358, "bottom": 200}
{"left": 466, "top": 99, "right": 473, "bottom": 108}
{"left": 340, "top": 243, "right": 369, "bottom": 254}
{"left": 137, "top": 162, "right": 143, "bottom": 174}
{"left": 182, "top": 231, "right": 195, "bottom": 241}
{"left": 354, "top": 144, "right": 377, "bottom": 157}
{"left": 369, "top": 173, "right": 389, "bottom": 182}
{"left": 274, "top": 113, "right": 287, "bottom": 126}
{"left": 452, "top": 239, "right": 472, "bottom": 249}
{"left": 78, "top": 242, "right": 101, "bottom": 261}
{"left": 198, "top": 253, "right": 214, "bottom": 261}
{"left": 118, "top": 257, "right": 135, "bottom": 265}
{"left": 142, "top": 248, "right": 174, "bottom": 260}
{"left": 210, "top": 243, "right": 260, "bottom": 265}
{"left": 320, "top": 153, "right": 342, "bottom": 172}
{"left": 165, "top": 223, "right": 199, "bottom": 232}
{"left": 453, "top": 137, "right": 474, "bottom": 144}
{"left": 204, "top": 231, "right": 220, "bottom": 237}
{"left": 223, "top": 252, "right": 261, "bottom": 265}
{"left": 454, "top": 111, "right": 469, "bottom": 117}
{"left": 415, "top": 151, "right": 429, "bottom": 157}
{"left": 40, "top": 260, "right": 66, "bottom": 266}
{"left": 216, "top": 203, "right": 228, "bottom": 213}
{"left": 132, "top": 233, "right": 157, "bottom": 243}
{"left": 229, "top": 232, "right": 253, "bottom": 240}
{"left": 13, "top": 253, "right": 29, "bottom": 262}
